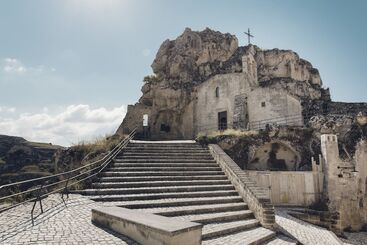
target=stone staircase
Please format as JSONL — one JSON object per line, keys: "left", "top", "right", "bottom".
{"left": 79, "top": 141, "right": 294, "bottom": 244}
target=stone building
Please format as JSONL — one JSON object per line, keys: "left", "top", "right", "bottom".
{"left": 117, "top": 28, "right": 326, "bottom": 140}
{"left": 115, "top": 27, "right": 367, "bottom": 232}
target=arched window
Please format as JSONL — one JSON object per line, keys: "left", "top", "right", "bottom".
{"left": 215, "top": 87, "right": 219, "bottom": 98}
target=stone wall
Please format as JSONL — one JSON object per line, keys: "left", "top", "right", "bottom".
{"left": 208, "top": 144, "right": 276, "bottom": 229}
{"left": 321, "top": 134, "right": 367, "bottom": 231}
{"left": 247, "top": 170, "right": 323, "bottom": 206}
{"left": 247, "top": 88, "right": 303, "bottom": 130}
{"left": 194, "top": 73, "right": 251, "bottom": 134}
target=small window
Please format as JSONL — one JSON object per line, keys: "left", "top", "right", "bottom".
{"left": 215, "top": 87, "right": 219, "bottom": 98}
{"left": 261, "top": 102, "right": 266, "bottom": 107}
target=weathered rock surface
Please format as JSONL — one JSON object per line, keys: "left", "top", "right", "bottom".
{"left": 0, "top": 135, "right": 64, "bottom": 186}
{"left": 117, "top": 27, "right": 328, "bottom": 139}
{"left": 152, "top": 27, "right": 239, "bottom": 84}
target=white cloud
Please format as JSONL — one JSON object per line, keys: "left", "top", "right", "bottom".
{"left": 0, "top": 106, "right": 16, "bottom": 113}
{"left": 2, "top": 58, "right": 55, "bottom": 75}
{"left": 0, "top": 104, "right": 126, "bottom": 146}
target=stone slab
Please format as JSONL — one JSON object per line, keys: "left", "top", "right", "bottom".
{"left": 92, "top": 206, "right": 202, "bottom": 245}
{"left": 130, "top": 140, "right": 196, "bottom": 144}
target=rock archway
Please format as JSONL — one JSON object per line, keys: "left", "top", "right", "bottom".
{"left": 248, "top": 141, "right": 300, "bottom": 171}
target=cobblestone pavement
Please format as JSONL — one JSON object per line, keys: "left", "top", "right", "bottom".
{"left": 275, "top": 208, "right": 344, "bottom": 245}
{"left": 2, "top": 195, "right": 366, "bottom": 245}
{"left": 0, "top": 194, "right": 138, "bottom": 245}
{"left": 343, "top": 232, "right": 367, "bottom": 245}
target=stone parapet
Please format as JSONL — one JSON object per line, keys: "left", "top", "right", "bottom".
{"left": 208, "top": 144, "right": 275, "bottom": 229}
{"left": 92, "top": 206, "right": 202, "bottom": 245}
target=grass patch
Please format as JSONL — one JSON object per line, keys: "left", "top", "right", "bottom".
{"left": 197, "top": 129, "right": 259, "bottom": 144}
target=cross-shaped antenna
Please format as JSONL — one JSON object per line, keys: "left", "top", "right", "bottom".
{"left": 244, "top": 28, "right": 254, "bottom": 45}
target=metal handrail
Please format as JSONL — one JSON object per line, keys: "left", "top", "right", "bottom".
{"left": 0, "top": 127, "right": 137, "bottom": 216}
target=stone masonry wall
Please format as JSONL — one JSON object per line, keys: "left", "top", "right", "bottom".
{"left": 208, "top": 144, "right": 276, "bottom": 229}
{"left": 321, "top": 135, "right": 367, "bottom": 231}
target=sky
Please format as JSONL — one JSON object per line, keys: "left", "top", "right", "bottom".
{"left": 0, "top": 0, "right": 366, "bottom": 146}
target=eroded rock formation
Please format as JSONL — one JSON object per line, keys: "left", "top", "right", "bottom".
{"left": 117, "top": 27, "right": 339, "bottom": 139}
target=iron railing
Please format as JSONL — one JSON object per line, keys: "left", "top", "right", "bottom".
{"left": 0, "top": 128, "right": 137, "bottom": 224}
{"left": 249, "top": 114, "right": 304, "bottom": 130}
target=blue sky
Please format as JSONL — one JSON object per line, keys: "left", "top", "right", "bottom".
{"left": 0, "top": 0, "right": 366, "bottom": 145}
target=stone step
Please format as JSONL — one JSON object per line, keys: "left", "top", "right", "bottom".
{"left": 127, "top": 144, "right": 205, "bottom": 148}
{"left": 112, "top": 162, "right": 218, "bottom": 168}
{"left": 122, "top": 149, "right": 209, "bottom": 153}
{"left": 118, "top": 155, "right": 214, "bottom": 160}
{"left": 106, "top": 166, "right": 222, "bottom": 172}
{"left": 121, "top": 152, "right": 213, "bottom": 157}
{"left": 202, "top": 227, "right": 276, "bottom": 245}
{"left": 110, "top": 196, "right": 244, "bottom": 209}
{"left": 80, "top": 184, "right": 235, "bottom": 195}
{"left": 141, "top": 202, "right": 248, "bottom": 217}
{"left": 98, "top": 175, "right": 228, "bottom": 182}
{"left": 174, "top": 210, "right": 254, "bottom": 224}
{"left": 125, "top": 146, "right": 207, "bottom": 150}
{"left": 202, "top": 219, "right": 260, "bottom": 240}
{"left": 91, "top": 206, "right": 202, "bottom": 245}
{"left": 89, "top": 190, "right": 239, "bottom": 202}
{"left": 92, "top": 180, "right": 231, "bottom": 188}
{"left": 100, "top": 171, "right": 225, "bottom": 177}
{"left": 129, "top": 140, "right": 200, "bottom": 146}
{"left": 263, "top": 235, "right": 297, "bottom": 244}
{"left": 114, "top": 159, "right": 217, "bottom": 163}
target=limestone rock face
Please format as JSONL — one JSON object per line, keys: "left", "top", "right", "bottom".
{"left": 254, "top": 49, "right": 322, "bottom": 85}
{"left": 0, "top": 135, "right": 64, "bottom": 186}
{"left": 152, "top": 28, "right": 238, "bottom": 84}
{"left": 116, "top": 27, "right": 336, "bottom": 139}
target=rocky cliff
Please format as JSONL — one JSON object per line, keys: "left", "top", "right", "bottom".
{"left": 116, "top": 27, "right": 334, "bottom": 138}
{"left": 0, "top": 135, "right": 64, "bottom": 186}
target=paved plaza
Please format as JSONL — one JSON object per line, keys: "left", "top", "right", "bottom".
{"left": 1, "top": 194, "right": 366, "bottom": 244}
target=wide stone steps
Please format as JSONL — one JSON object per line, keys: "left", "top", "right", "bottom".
{"left": 122, "top": 149, "right": 209, "bottom": 153}
{"left": 263, "top": 236, "right": 297, "bottom": 244}
{"left": 97, "top": 175, "right": 228, "bottom": 182}
{"left": 114, "top": 159, "right": 217, "bottom": 163}
{"left": 174, "top": 210, "right": 254, "bottom": 224}
{"left": 80, "top": 184, "right": 234, "bottom": 195}
{"left": 118, "top": 155, "right": 214, "bottom": 159}
{"left": 106, "top": 166, "right": 222, "bottom": 172}
{"left": 83, "top": 141, "right": 281, "bottom": 244}
{"left": 202, "top": 227, "right": 276, "bottom": 245}
{"left": 202, "top": 219, "right": 260, "bottom": 240}
{"left": 124, "top": 146, "right": 207, "bottom": 150}
{"left": 100, "top": 171, "right": 225, "bottom": 177}
{"left": 126, "top": 143, "right": 205, "bottom": 147}
{"left": 92, "top": 180, "right": 231, "bottom": 188}
{"left": 112, "top": 162, "right": 218, "bottom": 167}
{"left": 121, "top": 152, "right": 213, "bottom": 157}
{"left": 89, "top": 190, "right": 239, "bottom": 202}
{"left": 138, "top": 202, "right": 248, "bottom": 217}
{"left": 106, "top": 196, "right": 244, "bottom": 209}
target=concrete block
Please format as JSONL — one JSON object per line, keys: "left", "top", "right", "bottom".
{"left": 92, "top": 207, "right": 202, "bottom": 245}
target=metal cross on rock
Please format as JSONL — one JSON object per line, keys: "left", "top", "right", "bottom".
{"left": 244, "top": 28, "right": 254, "bottom": 45}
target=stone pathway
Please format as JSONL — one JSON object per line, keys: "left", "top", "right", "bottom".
{"left": 275, "top": 208, "right": 344, "bottom": 245}
{"left": 2, "top": 194, "right": 366, "bottom": 244}
{"left": 0, "top": 194, "right": 138, "bottom": 245}
{"left": 343, "top": 232, "right": 367, "bottom": 245}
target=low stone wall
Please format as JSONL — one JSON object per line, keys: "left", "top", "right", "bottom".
{"left": 92, "top": 207, "right": 202, "bottom": 245}
{"left": 247, "top": 171, "right": 323, "bottom": 206}
{"left": 208, "top": 144, "right": 275, "bottom": 229}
